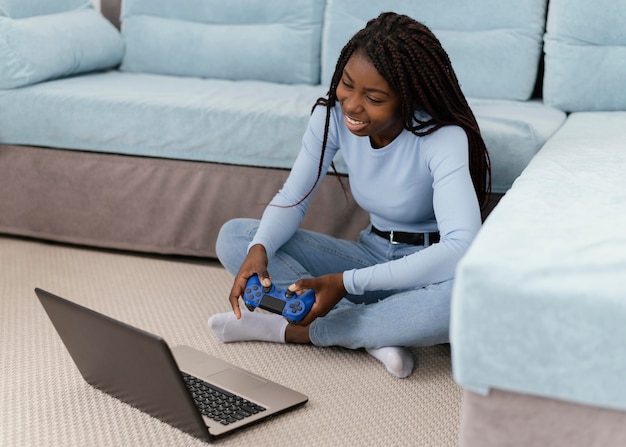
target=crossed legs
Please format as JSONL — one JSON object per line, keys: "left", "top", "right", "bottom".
{"left": 210, "top": 219, "right": 452, "bottom": 378}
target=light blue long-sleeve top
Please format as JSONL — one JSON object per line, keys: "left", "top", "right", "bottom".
{"left": 250, "top": 103, "right": 482, "bottom": 295}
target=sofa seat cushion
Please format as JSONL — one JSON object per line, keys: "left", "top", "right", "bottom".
{"left": 0, "top": 71, "right": 328, "bottom": 169}
{"left": 451, "top": 112, "right": 626, "bottom": 411}
{"left": 469, "top": 98, "right": 566, "bottom": 194}
{"left": 0, "top": 72, "right": 564, "bottom": 193}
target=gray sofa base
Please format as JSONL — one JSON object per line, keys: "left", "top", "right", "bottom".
{"left": 0, "top": 144, "right": 370, "bottom": 257}
{"left": 459, "top": 389, "right": 626, "bottom": 447}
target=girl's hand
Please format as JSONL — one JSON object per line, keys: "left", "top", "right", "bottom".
{"left": 228, "top": 244, "right": 271, "bottom": 319}
{"left": 289, "top": 273, "right": 347, "bottom": 326}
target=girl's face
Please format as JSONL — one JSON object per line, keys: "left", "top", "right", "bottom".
{"left": 336, "top": 51, "right": 403, "bottom": 148}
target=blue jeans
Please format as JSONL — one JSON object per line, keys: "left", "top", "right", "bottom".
{"left": 215, "top": 218, "right": 452, "bottom": 350}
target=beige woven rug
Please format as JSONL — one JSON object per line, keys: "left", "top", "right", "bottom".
{"left": 0, "top": 235, "right": 462, "bottom": 446}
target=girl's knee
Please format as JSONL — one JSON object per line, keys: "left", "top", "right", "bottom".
{"left": 217, "top": 218, "right": 257, "bottom": 242}
{"left": 215, "top": 218, "right": 259, "bottom": 268}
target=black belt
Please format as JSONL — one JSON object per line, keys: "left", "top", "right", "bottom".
{"left": 371, "top": 226, "right": 440, "bottom": 246}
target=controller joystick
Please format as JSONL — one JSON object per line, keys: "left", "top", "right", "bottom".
{"left": 243, "top": 274, "right": 315, "bottom": 324}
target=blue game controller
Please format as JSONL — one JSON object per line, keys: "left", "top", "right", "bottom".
{"left": 243, "top": 274, "right": 315, "bottom": 324}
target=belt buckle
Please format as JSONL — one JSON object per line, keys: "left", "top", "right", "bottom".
{"left": 389, "top": 231, "right": 401, "bottom": 245}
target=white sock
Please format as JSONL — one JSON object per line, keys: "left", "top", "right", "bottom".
{"left": 365, "top": 347, "right": 414, "bottom": 378}
{"left": 208, "top": 310, "right": 288, "bottom": 343}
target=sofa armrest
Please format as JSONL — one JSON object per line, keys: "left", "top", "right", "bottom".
{"left": 451, "top": 112, "right": 626, "bottom": 411}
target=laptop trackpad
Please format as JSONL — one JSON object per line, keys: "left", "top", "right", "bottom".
{"left": 210, "top": 369, "right": 267, "bottom": 393}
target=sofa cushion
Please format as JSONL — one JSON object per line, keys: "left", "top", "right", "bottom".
{"left": 469, "top": 99, "right": 566, "bottom": 194}
{"left": 0, "top": 0, "right": 88, "bottom": 18}
{"left": 543, "top": 0, "right": 626, "bottom": 112}
{"left": 0, "top": 72, "right": 328, "bottom": 169}
{"left": 0, "top": 6, "right": 124, "bottom": 89}
{"left": 120, "top": 0, "right": 325, "bottom": 85}
{"left": 451, "top": 112, "right": 626, "bottom": 411}
{"left": 321, "top": 0, "right": 548, "bottom": 100}
{"left": 0, "top": 72, "right": 566, "bottom": 194}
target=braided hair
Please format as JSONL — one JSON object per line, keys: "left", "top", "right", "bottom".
{"left": 305, "top": 11, "right": 491, "bottom": 208}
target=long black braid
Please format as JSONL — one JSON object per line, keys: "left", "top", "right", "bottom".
{"left": 292, "top": 12, "right": 491, "bottom": 209}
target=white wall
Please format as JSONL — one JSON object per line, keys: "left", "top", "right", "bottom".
{"left": 92, "top": 0, "right": 101, "bottom": 10}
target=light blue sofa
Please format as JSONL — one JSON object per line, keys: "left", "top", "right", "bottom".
{"left": 1, "top": 0, "right": 566, "bottom": 257}
{"left": 450, "top": 0, "right": 626, "bottom": 445}
{"left": 1, "top": 0, "right": 624, "bottom": 443}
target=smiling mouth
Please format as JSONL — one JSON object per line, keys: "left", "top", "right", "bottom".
{"left": 344, "top": 114, "right": 368, "bottom": 133}
{"left": 345, "top": 115, "right": 365, "bottom": 126}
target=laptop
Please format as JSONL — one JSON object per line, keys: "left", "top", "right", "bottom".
{"left": 35, "top": 288, "right": 308, "bottom": 442}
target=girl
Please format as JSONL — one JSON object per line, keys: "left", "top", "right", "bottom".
{"left": 209, "top": 12, "right": 491, "bottom": 378}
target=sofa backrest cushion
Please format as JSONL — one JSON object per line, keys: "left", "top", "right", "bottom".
{"left": 0, "top": 1, "right": 124, "bottom": 90}
{"left": 543, "top": 0, "right": 626, "bottom": 112}
{"left": 0, "top": 0, "right": 88, "bottom": 18}
{"left": 119, "top": 0, "right": 325, "bottom": 85}
{"left": 321, "top": 0, "right": 548, "bottom": 100}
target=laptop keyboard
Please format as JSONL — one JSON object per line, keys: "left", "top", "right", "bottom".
{"left": 181, "top": 372, "right": 266, "bottom": 426}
